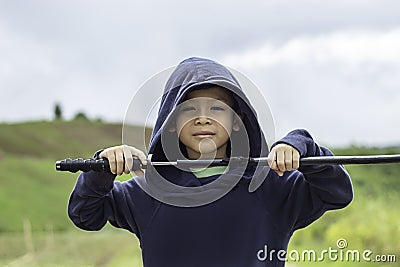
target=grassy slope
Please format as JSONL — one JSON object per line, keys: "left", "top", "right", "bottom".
{"left": 0, "top": 120, "right": 146, "bottom": 266}
{"left": 0, "top": 120, "right": 149, "bottom": 159}
{"left": 0, "top": 120, "right": 147, "bottom": 232}
{"left": 0, "top": 121, "right": 399, "bottom": 266}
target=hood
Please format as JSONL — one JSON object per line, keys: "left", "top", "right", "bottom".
{"left": 148, "top": 57, "right": 269, "bottom": 163}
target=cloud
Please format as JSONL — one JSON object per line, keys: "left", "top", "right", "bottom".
{"left": 222, "top": 28, "right": 400, "bottom": 146}
{"left": 1, "top": 1, "right": 400, "bottom": 146}
{"left": 223, "top": 28, "right": 400, "bottom": 68}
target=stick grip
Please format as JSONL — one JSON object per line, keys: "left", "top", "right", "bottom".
{"left": 55, "top": 158, "right": 145, "bottom": 173}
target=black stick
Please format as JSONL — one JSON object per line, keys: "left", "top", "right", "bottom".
{"left": 299, "top": 154, "right": 400, "bottom": 165}
{"left": 56, "top": 154, "right": 400, "bottom": 173}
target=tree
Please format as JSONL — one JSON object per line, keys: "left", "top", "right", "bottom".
{"left": 73, "top": 111, "right": 89, "bottom": 121}
{"left": 54, "top": 103, "right": 63, "bottom": 120}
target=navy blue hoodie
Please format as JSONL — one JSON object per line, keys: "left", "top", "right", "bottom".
{"left": 68, "top": 57, "right": 353, "bottom": 266}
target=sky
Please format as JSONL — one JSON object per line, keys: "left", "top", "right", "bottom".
{"left": 1, "top": 0, "right": 400, "bottom": 147}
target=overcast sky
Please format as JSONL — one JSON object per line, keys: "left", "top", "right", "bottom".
{"left": 1, "top": 0, "right": 400, "bottom": 147}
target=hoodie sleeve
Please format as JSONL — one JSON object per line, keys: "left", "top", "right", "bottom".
{"left": 269, "top": 129, "right": 353, "bottom": 231}
{"left": 68, "top": 170, "right": 141, "bottom": 233}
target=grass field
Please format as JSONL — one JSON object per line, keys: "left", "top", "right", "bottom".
{"left": 0, "top": 121, "right": 399, "bottom": 266}
{"left": 0, "top": 227, "right": 143, "bottom": 267}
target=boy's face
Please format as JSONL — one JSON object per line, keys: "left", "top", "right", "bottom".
{"left": 170, "top": 86, "right": 240, "bottom": 159}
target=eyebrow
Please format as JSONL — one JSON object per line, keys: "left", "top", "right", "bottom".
{"left": 184, "top": 92, "right": 234, "bottom": 107}
{"left": 214, "top": 97, "right": 228, "bottom": 102}
{"left": 213, "top": 96, "right": 233, "bottom": 106}
{"left": 185, "top": 96, "right": 229, "bottom": 102}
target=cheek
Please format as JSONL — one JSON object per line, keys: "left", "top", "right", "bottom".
{"left": 175, "top": 116, "right": 187, "bottom": 132}
{"left": 176, "top": 120, "right": 191, "bottom": 138}
{"left": 215, "top": 116, "right": 234, "bottom": 134}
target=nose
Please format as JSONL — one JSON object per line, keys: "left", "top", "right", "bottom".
{"left": 194, "top": 116, "right": 212, "bottom": 125}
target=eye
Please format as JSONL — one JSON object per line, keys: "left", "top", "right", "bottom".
{"left": 210, "top": 106, "right": 225, "bottom": 111}
{"left": 181, "top": 106, "right": 195, "bottom": 112}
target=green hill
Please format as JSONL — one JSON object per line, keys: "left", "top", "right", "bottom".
{"left": 0, "top": 120, "right": 151, "bottom": 159}
{"left": 0, "top": 120, "right": 149, "bottom": 232}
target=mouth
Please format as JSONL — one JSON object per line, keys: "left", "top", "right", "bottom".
{"left": 192, "top": 131, "right": 215, "bottom": 137}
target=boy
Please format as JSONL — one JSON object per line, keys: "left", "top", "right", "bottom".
{"left": 68, "top": 57, "right": 353, "bottom": 266}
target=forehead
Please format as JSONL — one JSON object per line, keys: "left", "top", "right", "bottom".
{"left": 185, "top": 86, "right": 234, "bottom": 105}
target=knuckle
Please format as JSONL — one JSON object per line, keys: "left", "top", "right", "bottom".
{"left": 269, "top": 162, "right": 276, "bottom": 169}
{"left": 277, "top": 162, "right": 285, "bottom": 169}
{"left": 277, "top": 143, "right": 288, "bottom": 149}
{"left": 107, "top": 147, "right": 116, "bottom": 153}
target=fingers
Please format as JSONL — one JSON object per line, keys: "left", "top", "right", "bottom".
{"left": 99, "top": 145, "right": 147, "bottom": 176}
{"left": 268, "top": 144, "right": 300, "bottom": 176}
{"left": 292, "top": 150, "right": 300, "bottom": 170}
{"left": 285, "top": 149, "right": 294, "bottom": 171}
{"left": 267, "top": 151, "right": 283, "bottom": 177}
{"left": 123, "top": 146, "right": 133, "bottom": 175}
{"left": 115, "top": 150, "right": 125, "bottom": 175}
{"left": 99, "top": 148, "right": 119, "bottom": 175}
{"left": 123, "top": 145, "right": 147, "bottom": 177}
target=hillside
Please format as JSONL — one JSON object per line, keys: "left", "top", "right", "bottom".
{"left": 0, "top": 120, "right": 150, "bottom": 232}
{"left": 0, "top": 120, "right": 151, "bottom": 160}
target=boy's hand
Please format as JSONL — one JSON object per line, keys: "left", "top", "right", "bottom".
{"left": 268, "top": 144, "right": 300, "bottom": 176}
{"left": 99, "top": 145, "right": 147, "bottom": 176}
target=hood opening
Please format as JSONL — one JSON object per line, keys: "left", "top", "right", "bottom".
{"left": 148, "top": 57, "right": 269, "bottom": 167}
